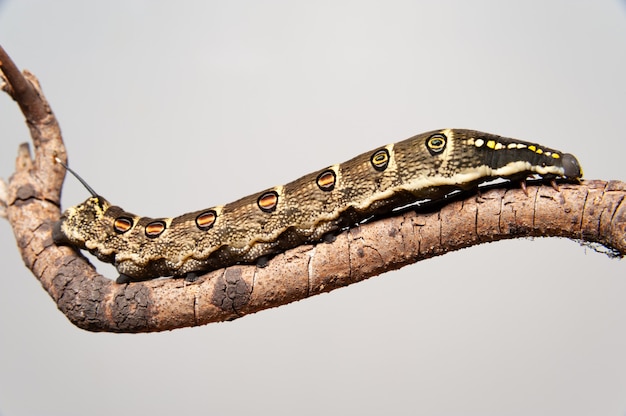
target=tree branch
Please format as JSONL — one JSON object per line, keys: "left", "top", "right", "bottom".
{"left": 2, "top": 45, "right": 625, "bottom": 333}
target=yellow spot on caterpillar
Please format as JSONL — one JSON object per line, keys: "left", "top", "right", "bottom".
{"left": 258, "top": 191, "right": 279, "bottom": 212}
{"left": 552, "top": 153, "right": 560, "bottom": 159}
{"left": 528, "top": 145, "right": 536, "bottom": 152}
{"left": 474, "top": 138, "right": 484, "bottom": 148}
{"left": 196, "top": 210, "right": 217, "bottom": 230}
{"left": 486, "top": 140, "right": 496, "bottom": 149}
{"left": 535, "top": 148, "right": 543, "bottom": 154}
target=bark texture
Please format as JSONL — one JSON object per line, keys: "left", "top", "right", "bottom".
{"left": 2, "top": 45, "right": 625, "bottom": 333}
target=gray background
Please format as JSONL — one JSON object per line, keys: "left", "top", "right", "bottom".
{"left": 1, "top": 1, "right": 625, "bottom": 415}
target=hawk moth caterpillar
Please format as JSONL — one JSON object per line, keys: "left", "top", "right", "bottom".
{"left": 53, "top": 128, "right": 582, "bottom": 283}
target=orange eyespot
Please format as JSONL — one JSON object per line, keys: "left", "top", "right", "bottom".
{"left": 426, "top": 134, "right": 447, "bottom": 154}
{"left": 196, "top": 211, "right": 217, "bottom": 230}
{"left": 114, "top": 217, "right": 133, "bottom": 234}
{"left": 145, "top": 221, "right": 166, "bottom": 238}
{"left": 370, "top": 149, "right": 390, "bottom": 171}
{"left": 258, "top": 191, "right": 279, "bottom": 212}
{"left": 316, "top": 169, "right": 336, "bottom": 191}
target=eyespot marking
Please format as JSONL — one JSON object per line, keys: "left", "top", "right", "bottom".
{"left": 196, "top": 210, "right": 217, "bottom": 230}
{"left": 258, "top": 191, "right": 279, "bottom": 212}
{"left": 370, "top": 149, "right": 390, "bottom": 171}
{"left": 426, "top": 133, "right": 447, "bottom": 155}
{"left": 145, "top": 221, "right": 166, "bottom": 238}
{"left": 114, "top": 217, "right": 133, "bottom": 234}
{"left": 317, "top": 169, "right": 336, "bottom": 191}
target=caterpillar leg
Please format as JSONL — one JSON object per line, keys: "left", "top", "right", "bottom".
{"left": 322, "top": 232, "right": 337, "bottom": 244}
{"left": 550, "top": 179, "right": 560, "bottom": 192}
{"left": 519, "top": 179, "right": 529, "bottom": 197}
{"left": 116, "top": 274, "right": 132, "bottom": 284}
{"left": 184, "top": 272, "right": 201, "bottom": 283}
{"left": 255, "top": 256, "right": 269, "bottom": 268}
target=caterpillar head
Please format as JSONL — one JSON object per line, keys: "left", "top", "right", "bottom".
{"left": 426, "top": 129, "right": 583, "bottom": 184}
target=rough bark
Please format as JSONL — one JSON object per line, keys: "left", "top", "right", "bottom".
{"left": 2, "top": 45, "right": 625, "bottom": 333}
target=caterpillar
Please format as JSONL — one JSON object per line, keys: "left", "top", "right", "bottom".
{"left": 53, "top": 129, "right": 582, "bottom": 283}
